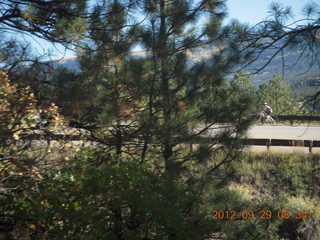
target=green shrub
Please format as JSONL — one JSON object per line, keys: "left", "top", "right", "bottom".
{"left": 1, "top": 149, "right": 214, "bottom": 240}
{"left": 215, "top": 153, "right": 320, "bottom": 240}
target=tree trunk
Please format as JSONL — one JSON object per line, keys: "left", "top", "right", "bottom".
{"left": 159, "top": 0, "right": 174, "bottom": 175}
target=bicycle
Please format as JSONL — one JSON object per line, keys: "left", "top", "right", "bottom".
{"left": 256, "top": 112, "right": 279, "bottom": 125}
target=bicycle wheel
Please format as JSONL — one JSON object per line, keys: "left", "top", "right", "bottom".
{"left": 272, "top": 115, "right": 279, "bottom": 125}
{"left": 267, "top": 115, "right": 278, "bottom": 125}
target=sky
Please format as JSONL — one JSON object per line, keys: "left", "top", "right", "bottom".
{"left": 227, "top": 0, "right": 307, "bottom": 25}
{"left": 22, "top": 0, "right": 310, "bottom": 61}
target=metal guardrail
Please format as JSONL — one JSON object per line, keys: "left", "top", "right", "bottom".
{"left": 20, "top": 133, "right": 84, "bottom": 141}
{"left": 243, "top": 138, "right": 320, "bottom": 153}
{"left": 199, "top": 136, "right": 320, "bottom": 153}
{"left": 20, "top": 133, "right": 320, "bottom": 153}
{"left": 275, "top": 115, "right": 320, "bottom": 121}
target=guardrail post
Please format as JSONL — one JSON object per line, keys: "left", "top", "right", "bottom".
{"left": 309, "top": 140, "right": 313, "bottom": 154}
{"left": 267, "top": 139, "right": 271, "bottom": 151}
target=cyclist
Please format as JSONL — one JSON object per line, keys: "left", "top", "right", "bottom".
{"left": 258, "top": 103, "right": 274, "bottom": 123}
{"left": 262, "top": 103, "right": 273, "bottom": 116}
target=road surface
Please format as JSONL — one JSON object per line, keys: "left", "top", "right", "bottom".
{"left": 205, "top": 124, "right": 320, "bottom": 153}
{"left": 246, "top": 125, "right": 320, "bottom": 140}
{"left": 246, "top": 125, "right": 320, "bottom": 153}
{"left": 27, "top": 124, "right": 320, "bottom": 153}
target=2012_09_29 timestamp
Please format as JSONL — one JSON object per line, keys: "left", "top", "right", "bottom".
{"left": 210, "top": 210, "right": 308, "bottom": 220}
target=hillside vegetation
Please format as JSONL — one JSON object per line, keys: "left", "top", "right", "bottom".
{"left": 0, "top": 0, "right": 319, "bottom": 239}
{"left": 208, "top": 153, "right": 320, "bottom": 240}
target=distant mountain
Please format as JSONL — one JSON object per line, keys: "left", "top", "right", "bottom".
{"left": 53, "top": 46, "right": 320, "bottom": 89}
{"left": 244, "top": 47, "right": 320, "bottom": 87}
{"left": 51, "top": 57, "right": 80, "bottom": 72}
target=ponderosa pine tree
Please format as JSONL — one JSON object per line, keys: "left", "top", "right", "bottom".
{"left": 39, "top": 2, "right": 254, "bottom": 238}
{"left": 0, "top": 0, "right": 87, "bottom": 44}
{"left": 70, "top": 0, "right": 254, "bottom": 182}
{"left": 0, "top": 0, "right": 90, "bottom": 106}
{"left": 0, "top": 1, "right": 262, "bottom": 239}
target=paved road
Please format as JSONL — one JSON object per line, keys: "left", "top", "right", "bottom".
{"left": 204, "top": 124, "right": 320, "bottom": 153}
{"left": 246, "top": 125, "right": 320, "bottom": 140}
{"left": 246, "top": 125, "right": 320, "bottom": 153}
{"left": 205, "top": 124, "right": 320, "bottom": 140}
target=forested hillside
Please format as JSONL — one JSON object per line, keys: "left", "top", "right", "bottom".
{"left": 53, "top": 46, "right": 319, "bottom": 114}
{"left": 55, "top": 42, "right": 320, "bottom": 92}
